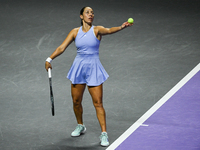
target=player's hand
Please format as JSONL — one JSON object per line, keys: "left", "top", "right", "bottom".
{"left": 45, "top": 61, "right": 52, "bottom": 71}
{"left": 121, "top": 22, "right": 133, "bottom": 29}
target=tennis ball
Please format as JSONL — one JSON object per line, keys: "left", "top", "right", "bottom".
{"left": 128, "top": 18, "right": 134, "bottom": 24}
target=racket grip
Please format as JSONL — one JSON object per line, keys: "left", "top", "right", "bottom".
{"left": 48, "top": 68, "right": 52, "bottom": 78}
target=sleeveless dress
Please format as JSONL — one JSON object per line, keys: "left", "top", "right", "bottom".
{"left": 67, "top": 26, "right": 109, "bottom": 86}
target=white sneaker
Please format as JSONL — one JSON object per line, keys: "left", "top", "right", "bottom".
{"left": 99, "top": 132, "right": 109, "bottom": 147}
{"left": 71, "top": 124, "right": 86, "bottom": 137}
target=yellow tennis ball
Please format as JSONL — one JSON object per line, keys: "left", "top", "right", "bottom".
{"left": 128, "top": 18, "right": 134, "bottom": 24}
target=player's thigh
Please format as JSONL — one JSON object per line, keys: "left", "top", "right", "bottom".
{"left": 88, "top": 84, "right": 103, "bottom": 105}
{"left": 71, "top": 84, "right": 86, "bottom": 103}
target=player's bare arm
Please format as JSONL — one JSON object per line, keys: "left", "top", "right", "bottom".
{"left": 49, "top": 28, "right": 78, "bottom": 59}
{"left": 96, "top": 22, "right": 133, "bottom": 36}
{"left": 45, "top": 28, "right": 79, "bottom": 71}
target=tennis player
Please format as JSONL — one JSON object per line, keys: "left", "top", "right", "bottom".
{"left": 45, "top": 6, "right": 133, "bottom": 146}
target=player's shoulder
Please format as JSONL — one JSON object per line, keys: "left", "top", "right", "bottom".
{"left": 94, "top": 26, "right": 105, "bottom": 33}
{"left": 71, "top": 27, "right": 80, "bottom": 33}
{"left": 94, "top": 25, "right": 104, "bottom": 29}
{"left": 69, "top": 27, "right": 80, "bottom": 38}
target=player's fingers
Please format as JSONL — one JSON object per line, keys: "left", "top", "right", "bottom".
{"left": 45, "top": 62, "right": 52, "bottom": 71}
{"left": 127, "top": 22, "right": 134, "bottom": 26}
{"left": 126, "top": 22, "right": 132, "bottom": 26}
{"left": 122, "top": 22, "right": 128, "bottom": 28}
{"left": 46, "top": 66, "right": 52, "bottom": 72}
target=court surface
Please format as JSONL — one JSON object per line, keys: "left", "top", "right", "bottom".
{"left": 107, "top": 63, "right": 200, "bottom": 150}
{"left": 0, "top": 0, "right": 200, "bottom": 150}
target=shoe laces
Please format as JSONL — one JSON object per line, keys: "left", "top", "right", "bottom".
{"left": 75, "top": 124, "right": 83, "bottom": 131}
{"left": 100, "top": 132, "right": 108, "bottom": 141}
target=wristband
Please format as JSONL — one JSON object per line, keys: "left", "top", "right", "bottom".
{"left": 46, "top": 57, "right": 52, "bottom": 63}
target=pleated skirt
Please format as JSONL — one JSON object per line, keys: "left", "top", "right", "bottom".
{"left": 67, "top": 53, "right": 109, "bottom": 86}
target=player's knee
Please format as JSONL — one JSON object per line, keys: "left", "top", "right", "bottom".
{"left": 72, "top": 97, "right": 82, "bottom": 106}
{"left": 93, "top": 100, "right": 103, "bottom": 108}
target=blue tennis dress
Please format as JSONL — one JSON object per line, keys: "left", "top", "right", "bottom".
{"left": 67, "top": 26, "right": 109, "bottom": 86}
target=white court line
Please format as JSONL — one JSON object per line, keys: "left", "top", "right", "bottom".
{"left": 106, "top": 63, "right": 200, "bottom": 150}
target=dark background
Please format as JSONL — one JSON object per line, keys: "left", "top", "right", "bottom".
{"left": 0, "top": 0, "right": 199, "bottom": 149}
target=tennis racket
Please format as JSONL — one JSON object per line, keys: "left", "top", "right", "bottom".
{"left": 48, "top": 68, "right": 55, "bottom": 116}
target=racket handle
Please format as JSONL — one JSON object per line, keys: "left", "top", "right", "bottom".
{"left": 48, "top": 68, "right": 52, "bottom": 78}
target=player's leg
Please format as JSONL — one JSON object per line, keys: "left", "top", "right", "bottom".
{"left": 87, "top": 84, "right": 106, "bottom": 132}
{"left": 71, "top": 84, "right": 86, "bottom": 125}
{"left": 88, "top": 84, "right": 109, "bottom": 146}
{"left": 71, "top": 84, "right": 87, "bottom": 137}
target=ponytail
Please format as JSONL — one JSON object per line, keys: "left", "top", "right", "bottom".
{"left": 80, "top": 7, "right": 86, "bottom": 26}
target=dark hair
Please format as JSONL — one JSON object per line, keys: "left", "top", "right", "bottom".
{"left": 80, "top": 7, "right": 87, "bottom": 26}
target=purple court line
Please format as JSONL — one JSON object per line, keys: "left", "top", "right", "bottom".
{"left": 107, "top": 63, "right": 200, "bottom": 150}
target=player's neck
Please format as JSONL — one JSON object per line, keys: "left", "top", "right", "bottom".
{"left": 82, "top": 23, "right": 92, "bottom": 32}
